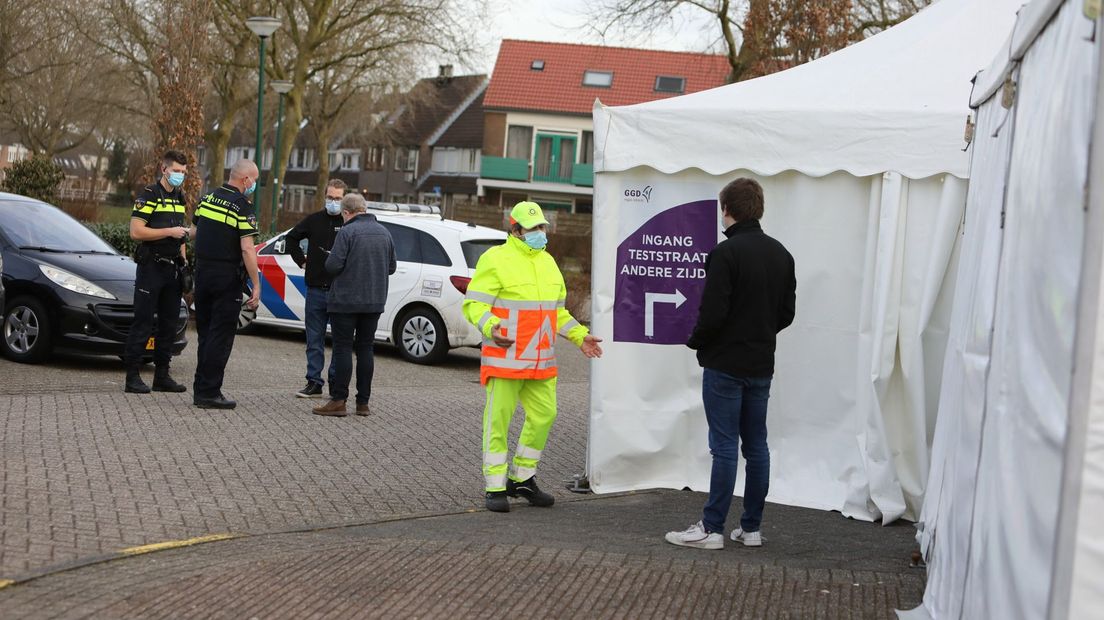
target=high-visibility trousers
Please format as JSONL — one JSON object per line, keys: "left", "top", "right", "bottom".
{"left": 482, "top": 376, "right": 557, "bottom": 492}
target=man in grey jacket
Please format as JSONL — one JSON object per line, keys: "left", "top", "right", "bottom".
{"left": 312, "top": 193, "right": 396, "bottom": 417}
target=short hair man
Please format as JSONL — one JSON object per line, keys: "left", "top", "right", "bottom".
{"left": 665, "top": 178, "right": 797, "bottom": 549}
{"left": 123, "top": 150, "right": 191, "bottom": 394}
{"left": 462, "top": 201, "right": 604, "bottom": 513}
{"left": 312, "top": 193, "right": 396, "bottom": 417}
{"left": 190, "top": 158, "right": 262, "bottom": 409}
{"left": 287, "top": 178, "right": 347, "bottom": 398}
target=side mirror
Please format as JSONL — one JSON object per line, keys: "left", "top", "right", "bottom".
{"left": 274, "top": 237, "right": 287, "bottom": 254}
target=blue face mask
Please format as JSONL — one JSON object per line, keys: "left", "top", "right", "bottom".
{"left": 166, "top": 171, "right": 185, "bottom": 187}
{"left": 324, "top": 199, "right": 342, "bottom": 216}
{"left": 244, "top": 179, "right": 257, "bottom": 196}
{"left": 523, "top": 230, "right": 547, "bottom": 250}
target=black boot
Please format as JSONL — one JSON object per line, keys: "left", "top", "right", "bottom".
{"left": 152, "top": 366, "right": 187, "bottom": 393}
{"left": 485, "top": 491, "right": 510, "bottom": 513}
{"left": 507, "top": 477, "right": 555, "bottom": 507}
{"left": 124, "top": 369, "right": 151, "bottom": 394}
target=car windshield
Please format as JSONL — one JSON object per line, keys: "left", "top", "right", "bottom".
{"left": 0, "top": 198, "right": 117, "bottom": 254}
{"left": 461, "top": 239, "right": 501, "bottom": 269}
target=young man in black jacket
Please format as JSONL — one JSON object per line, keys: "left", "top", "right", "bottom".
{"left": 666, "top": 177, "right": 797, "bottom": 550}
{"left": 287, "top": 179, "right": 347, "bottom": 398}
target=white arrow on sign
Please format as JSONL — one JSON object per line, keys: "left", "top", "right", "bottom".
{"left": 644, "top": 289, "right": 687, "bottom": 338}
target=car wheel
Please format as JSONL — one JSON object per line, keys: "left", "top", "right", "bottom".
{"left": 2, "top": 296, "right": 53, "bottom": 363}
{"left": 395, "top": 307, "right": 448, "bottom": 364}
{"left": 237, "top": 284, "right": 257, "bottom": 333}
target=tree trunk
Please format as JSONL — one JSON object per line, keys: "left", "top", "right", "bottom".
{"left": 313, "top": 122, "right": 335, "bottom": 211}
{"left": 205, "top": 123, "right": 233, "bottom": 188}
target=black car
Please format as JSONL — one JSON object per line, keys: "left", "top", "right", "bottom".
{"left": 0, "top": 192, "right": 188, "bottom": 363}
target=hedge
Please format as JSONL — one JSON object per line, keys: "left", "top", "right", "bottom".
{"left": 84, "top": 222, "right": 274, "bottom": 263}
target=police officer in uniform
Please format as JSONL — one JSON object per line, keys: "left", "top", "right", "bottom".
{"left": 191, "top": 158, "right": 262, "bottom": 409}
{"left": 124, "top": 150, "right": 190, "bottom": 394}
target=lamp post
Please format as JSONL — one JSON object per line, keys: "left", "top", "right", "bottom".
{"left": 269, "top": 80, "right": 293, "bottom": 235}
{"left": 245, "top": 16, "right": 281, "bottom": 209}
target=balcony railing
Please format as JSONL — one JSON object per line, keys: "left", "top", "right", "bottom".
{"left": 480, "top": 156, "right": 594, "bottom": 188}
{"left": 481, "top": 156, "right": 529, "bottom": 182}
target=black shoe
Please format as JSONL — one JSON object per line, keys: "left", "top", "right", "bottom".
{"left": 193, "top": 394, "right": 236, "bottom": 410}
{"left": 507, "top": 477, "right": 555, "bottom": 507}
{"left": 485, "top": 491, "right": 510, "bottom": 513}
{"left": 152, "top": 367, "right": 187, "bottom": 393}
{"left": 296, "top": 382, "right": 323, "bottom": 398}
{"left": 124, "top": 371, "right": 151, "bottom": 394}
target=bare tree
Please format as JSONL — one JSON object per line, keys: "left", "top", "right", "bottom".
{"left": 589, "top": 0, "right": 929, "bottom": 83}
{"left": 213, "top": 0, "right": 478, "bottom": 213}
{"left": 203, "top": 15, "right": 257, "bottom": 188}
{"left": 852, "top": 0, "right": 930, "bottom": 37}
{"left": 0, "top": 4, "right": 125, "bottom": 156}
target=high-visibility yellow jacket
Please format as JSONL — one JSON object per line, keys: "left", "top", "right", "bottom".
{"left": 463, "top": 235, "right": 589, "bottom": 385}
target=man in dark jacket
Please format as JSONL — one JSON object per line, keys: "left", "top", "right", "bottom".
{"left": 287, "top": 179, "right": 347, "bottom": 398}
{"left": 312, "top": 193, "right": 396, "bottom": 417}
{"left": 665, "top": 177, "right": 796, "bottom": 550}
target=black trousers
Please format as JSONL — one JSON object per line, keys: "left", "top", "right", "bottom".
{"left": 329, "top": 312, "right": 381, "bottom": 405}
{"left": 192, "top": 262, "right": 242, "bottom": 399}
{"left": 124, "top": 260, "right": 181, "bottom": 369}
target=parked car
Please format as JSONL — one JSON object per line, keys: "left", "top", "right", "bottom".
{"left": 242, "top": 204, "right": 506, "bottom": 364}
{"left": 0, "top": 192, "right": 188, "bottom": 363}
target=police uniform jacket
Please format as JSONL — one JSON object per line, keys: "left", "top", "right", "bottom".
{"left": 132, "top": 182, "right": 187, "bottom": 258}
{"left": 194, "top": 184, "right": 259, "bottom": 264}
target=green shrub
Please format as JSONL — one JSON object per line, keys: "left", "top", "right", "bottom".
{"left": 0, "top": 155, "right": 65, "bottom": 203}
{"left": 84, "top": 221, "right": 273, "bottom": 263}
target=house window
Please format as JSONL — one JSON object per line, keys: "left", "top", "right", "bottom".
{"left": 226, "top": 147, "right": 255, "bottom": 167}
{"left": 394, "top": 147, "right": 417, "bottom": 172}
{"left": 582, "top": 70, "right": 613, "bottom": 88}
{"left": 654, "top": 75, "right": 686, "bottom": 94}
{"left": 431, "top": 147, "right": 481, "bottom": 174}
{"left": 367, "top": 146, "right": 386, "bottom": 170}
{"left": 506, "top": 126, "right": 533, "bottom": 161}
{"left": 290, "top": 148, "right": 316, "bottom": 170}
{"left": 341, "top": 152, "right": 360, "bottom": 170}
{"left": 197, "top": 147, "right": 207, "bottom": 167}
{"left": 580, "top": 131, "right": 594, "bottom": 165}
{"left": 531, "top": 60, "right": 545, "bottom": 71}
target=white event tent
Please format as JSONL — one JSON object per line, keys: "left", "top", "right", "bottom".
{"left": 908, "top": 0, "right": 1103, "bottom": 618}
{"left": 588, "top": 0, "right": 1024, "bottom": 523}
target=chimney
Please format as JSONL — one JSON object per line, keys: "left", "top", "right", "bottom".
{"left": 437, "top": 64, "right": 454, "bottom": 84}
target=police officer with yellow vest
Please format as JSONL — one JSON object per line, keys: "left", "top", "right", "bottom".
{"left": 462, "top": 201, "right": 604, "bottom": 512}
{"left": 190, "top": 159, "right": 262, "bottom": 409}
{"left": 124, "top": 150, "right": 191, "bottom": 394}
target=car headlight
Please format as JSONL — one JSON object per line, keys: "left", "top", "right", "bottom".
{"left": 39, "top": 264, "right": 117, "bottom": 300}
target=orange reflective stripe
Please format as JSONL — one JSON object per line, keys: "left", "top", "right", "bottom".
{"left": 480, "top": 366, "right": 558, "bottom": 385}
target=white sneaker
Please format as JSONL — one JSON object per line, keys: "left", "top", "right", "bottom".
{"left": 730, "top": 528, "right": 763, "bottom": 547}
{"left": 664, "top": 521, "right": 723, "bottom": 550}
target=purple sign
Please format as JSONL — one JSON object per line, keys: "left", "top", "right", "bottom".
{"left": 614, "top": 200, "right": 717, "bottom": 345}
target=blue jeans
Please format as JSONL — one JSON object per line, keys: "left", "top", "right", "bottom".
{"left": 304, "top": 286, "right": 335, "bottom": 387}
{"left": 701, "top": 369, "right": 772, "bottom": 535}
{"left": 329, "top": 312, "right": 381, "bottom": 405}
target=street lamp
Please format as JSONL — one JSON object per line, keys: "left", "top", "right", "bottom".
{"left": 269, "top": 79, "right": 293, "bottom": 234}
{"left": 245, "top": 16, "right": 281, "bottom": 208}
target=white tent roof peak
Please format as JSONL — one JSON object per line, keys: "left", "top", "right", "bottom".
{"left": 594, "top": 0, "right": 1027, "bottom": 179}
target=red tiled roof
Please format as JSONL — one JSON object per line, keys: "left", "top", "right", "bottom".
{"left": 484, "top": 40, "right": 730, "bottom": 115}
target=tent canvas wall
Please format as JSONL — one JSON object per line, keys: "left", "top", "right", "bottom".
{"left": 588, "top": 0, "right": 1023, "bottom": 523}
{"left": 910, "top": 1, "right": 1103, "bottom": 617}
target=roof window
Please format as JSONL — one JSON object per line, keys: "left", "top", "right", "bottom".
{"left": 583, "top": 70, "right": 613, "bottom": 88}
{"left": 654, "top": 76, "right": 686, "bottom": 94}
{"left": 530, "top": 60, "right": 545, "bottom": 71}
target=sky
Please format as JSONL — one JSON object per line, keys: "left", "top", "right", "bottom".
{"left": 451, "top": 1, "right": 722, "bottom": 76}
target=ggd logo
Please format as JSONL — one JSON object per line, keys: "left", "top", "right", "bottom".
{"left": 624, "top": 185, "right": 653, "bottom": 203}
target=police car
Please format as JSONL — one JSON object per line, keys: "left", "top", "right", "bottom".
{"left": 241, "top": 203, "right": 506, "bottom": 364}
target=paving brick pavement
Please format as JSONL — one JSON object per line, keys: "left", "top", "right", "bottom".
{"left": 0, "top": 493, "right": 924, "bottom": 618}
{"left": 0, "top": 325, "right": 590, "bottom": 578}
{"left": 0, "top": 323, "right": 925, "bottom": 617}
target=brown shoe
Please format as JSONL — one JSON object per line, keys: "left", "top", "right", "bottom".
{"left": 312, "top": 399, "right": 347, "bottom": 417}
{"left": 355, "top": 403, "right": 370, "bottom": 416}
